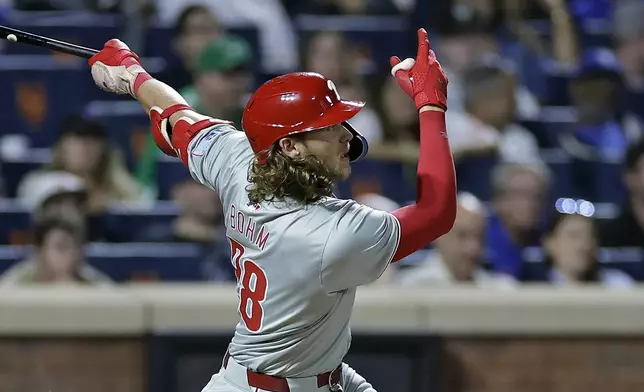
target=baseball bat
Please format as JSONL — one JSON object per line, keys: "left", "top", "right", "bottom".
{"left": 0, "top": 25, "right": 99, "bottom": 59}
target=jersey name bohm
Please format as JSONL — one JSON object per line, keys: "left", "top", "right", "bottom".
{"left": 229, "top": 203, "right": 271, "bottom": 250}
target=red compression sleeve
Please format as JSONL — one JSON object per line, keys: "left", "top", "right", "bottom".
{"left": 391, "top": 109, "right": 457, "bottom": 262}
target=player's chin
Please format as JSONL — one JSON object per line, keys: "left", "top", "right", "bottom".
{"left": 338, "top": 161, "right": 351, "bottom": 180}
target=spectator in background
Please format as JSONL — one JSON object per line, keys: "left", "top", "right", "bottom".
{"left": 560, "top": 48, "right": 643, "bottom": 203}
{"left": 20, "top": 171, "right": 86, "bottom": 222}
{"left": 433, "top": 0, "right": 578, "bottom": 119}
{"left": 283, "top": 0, "right": 400, "bottom": 15}
{"left": 137, "top": 35, "right": 253, "bottom": 196}
{"left": 301, "top": 31, "right": 383, "bottom": 144}
{"left": 0, "top": 216, "right": 112, "bottom": 286}
{"left": 366, "top": 76, "right": 420, "bottom": 164}
{"left": 17, "top": 171, "right": 115, "bottom": 243}
{"left": 155, "top": 0, "right": 298, "bottom": 74}
{"left": 181, "top": 35, "right": 254, "bottom": 129}
{"left": 134, "top": 178, "right": 233, "bottom": 282}
{"left": 397, "top": 193, "right": 517, "bottom": 288}
{"left": 486, "top": 162, "right": 550, "bottom": 279}
{"left": 561, "top": 48, "right": 641, "bottom": 162}
{"left": 540, "top": 209, "right": 634, "bottom": 288}
{"left": 18, "top": 116, "right": 144, "bottom": 215}
{"left": 600, "top": 140, "right": 644, "bottom": 248}
{"left": 613, "top": 0, "right": 644, "bottom": 94}
{"left": 446, "top": 61, "right": 542, "bottom": 164}
{"left": 613, "top": 0, "right": 644, "bottom": 128}
{"left": 154, "top": 4, "right": 224, "bottom": 91}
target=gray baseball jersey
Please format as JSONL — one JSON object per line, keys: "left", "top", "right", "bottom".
{"left": 187, "top": 123, "right": 401, "bottom": 377}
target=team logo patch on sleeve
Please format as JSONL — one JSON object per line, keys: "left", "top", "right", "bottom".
{"left": 191, "top": 129, "right": 221, "bottom": 157}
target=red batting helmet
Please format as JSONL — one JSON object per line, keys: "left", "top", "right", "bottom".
{"left": 241, "top": 72, "right": 368, "bottom": 163}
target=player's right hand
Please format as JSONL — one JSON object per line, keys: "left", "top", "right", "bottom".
{"left": 88, "top": 39, "right": 152, "bottom": 98}
{"left": 390, "top": 28, "right": 448, "bottom": 111}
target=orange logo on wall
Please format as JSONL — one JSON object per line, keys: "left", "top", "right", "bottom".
{"left": 15, "top": 82, "right": 47, "bottom": 126}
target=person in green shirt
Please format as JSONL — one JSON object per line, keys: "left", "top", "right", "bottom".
{"left": 136, "top": 35, "right": 254, "bottom": 195}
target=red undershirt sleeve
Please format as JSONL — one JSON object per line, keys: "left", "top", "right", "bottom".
{"left": 391, "top": 109, "right": 457, "bottom": 262}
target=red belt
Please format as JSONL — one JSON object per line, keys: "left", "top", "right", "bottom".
{"left": 223, "top": 351, "right": 341, "bottom": 392}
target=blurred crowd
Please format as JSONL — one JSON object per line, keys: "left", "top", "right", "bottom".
{"left": 0, "top": 0, "right": 643, "bottom": 289}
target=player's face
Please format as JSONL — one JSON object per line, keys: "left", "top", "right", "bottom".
{"left": 299, "top": 124, "right": 354, "bottom": 180}
{"left": 494, "top": 170, "right": 546, "bottom": 232}
{"left": 436, "top": 208, "right": 485, "bottom": 281}
{"left": 545, "top": 215, "right": 597, "bottom": 279}
{"left": 58, "top": 135, "right": 105, "bottom": 176}
{"left": 38, "top": 229, "right": 83, "bottom": 281}
{"left": 175, "top": 10, "right": 222, "bottom": 70}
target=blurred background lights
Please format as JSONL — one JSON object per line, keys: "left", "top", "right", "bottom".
{"left": 555, "top": 198, "right": 595, "bottom": 217}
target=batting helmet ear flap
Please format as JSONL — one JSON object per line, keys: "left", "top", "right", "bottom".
{"left": 342, "top": 121, "right": 368, "bottom": 162}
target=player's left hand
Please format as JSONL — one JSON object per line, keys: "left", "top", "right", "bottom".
{"left": 389, "top": 28, "right": 448, "bottom": 111}
{"left": 88, "top": 39, "right": 152, "bottom": 98}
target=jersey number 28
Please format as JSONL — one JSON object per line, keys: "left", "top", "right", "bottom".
{"left": 228, "top": 237, "right": 268, "bottom": 332}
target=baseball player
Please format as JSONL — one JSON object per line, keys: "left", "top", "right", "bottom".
{"left": 87, "top": 28, "right": 456, "bottom": 392}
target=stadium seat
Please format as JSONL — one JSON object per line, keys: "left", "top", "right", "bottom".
{"left": 456, "top": 155, "right": 499, "bottom": 202}
{"left": 1, "top": 153, "right": 48, "bottom": 198}
{"left": 0, "top": 57, "right": 91, "bottom": 146}
{"left": 0, "top": 200, "right": 32, "bottom": 245}
{"left": 293, "top": 15, "right": 411, "bottom": 75}
{"left": 0, "top": 246, "right": 26, "bottom": 273}
{"left": 521, "top": 246, "right": 644, "bottom": 281}
{"left": 337, "top": 159, "right": 416, "bottom": 205}
{"left": 103, "top": 202, "right": 179, "bottom": 243}
{"left": 540, "top": 61, "right": 576, "bottom": 106}
{"left": 86, "top": 242, "right": 204, "bottom": 281}
{"left": 156, "top": 157, "right": 193, "bottom": 200}
{"left": 0, "top": 242, "right": 205, "bottom": 282}
{"left": 541, "top": 148, "right": 575, "bottom": 198}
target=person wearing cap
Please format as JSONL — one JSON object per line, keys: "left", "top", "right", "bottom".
{"left": 16, "top": 170, "right": 119, "bottom": 242}
{"left": 136, "top": 35, "right": 253, "bottom": 194}
{"left": 560, "top": 48, "right": 643, "bottom": 203}
{"left": 17, "top": 170, "right": 87, "bottom": 221}
{"left": 180, "top": 34, "right": 253, "bottom": 128}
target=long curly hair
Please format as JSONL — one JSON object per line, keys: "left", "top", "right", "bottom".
{"left": 246, "top": 141, "right": 339, "bottom": 205}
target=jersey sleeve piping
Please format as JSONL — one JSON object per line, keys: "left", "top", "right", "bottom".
{"left": 318, "top": 217, "right": 337, "bottom": 296}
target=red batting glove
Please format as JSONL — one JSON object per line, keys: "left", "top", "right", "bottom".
{"left": 389, "top": 28, "right": 448, "bottom": 111}
{"left": 88, "top": 39, "right": 152, "bottom": 98}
